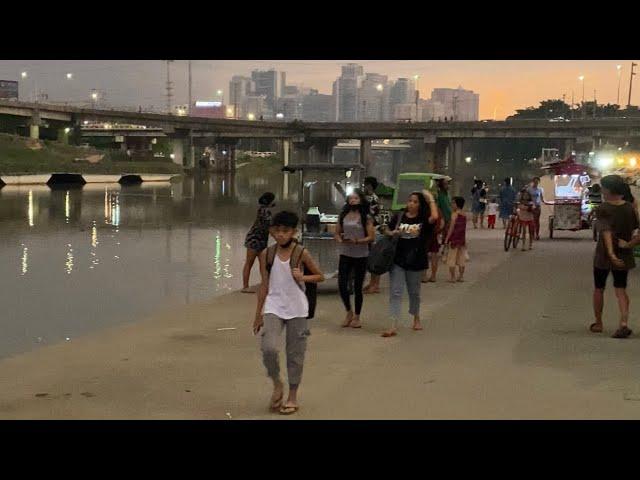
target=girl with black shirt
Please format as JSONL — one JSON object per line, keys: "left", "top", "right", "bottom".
{"left": 381, "top": 190, "right": 438, "bottom": 337}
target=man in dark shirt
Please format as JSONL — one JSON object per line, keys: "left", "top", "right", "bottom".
{"left": 591, "top": 175, "right": 639, "bottom": 339}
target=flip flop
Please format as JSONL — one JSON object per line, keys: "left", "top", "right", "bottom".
{"left": 269, "top": 392, "right": 284, "bottom": 411}
{"left": 612, "top": 326, "right": 632, "bottom": 339}
{"left": 350, "top": 323, "right": 362, "bottom": 329}
{"left": 279, "top": 404, "right": 299, "bottom": 415}
{"left": 381, "top": 330, "right": 397, "bottom": 338}
{"left": 412, "top": 325, "right": 423, "bottom": 331}
{"left": 589, "top": 322, "right": 603, "bottom": 333}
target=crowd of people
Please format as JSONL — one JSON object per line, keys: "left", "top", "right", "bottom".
{"left": 241, "top": 171, "right": 640, "bottom": 414}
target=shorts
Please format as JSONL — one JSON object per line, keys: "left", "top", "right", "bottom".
{"left": 593, "top": 267, "right": 628, "bottom": 289}
{"left": 446, "top": 246, "right": 467, "bottom": 267}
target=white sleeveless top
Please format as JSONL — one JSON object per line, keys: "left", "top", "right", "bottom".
{"left": 264, "top": 256, "right": 309, "bottom": 319}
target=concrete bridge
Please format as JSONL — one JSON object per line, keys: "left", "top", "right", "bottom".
{"left": 2, "top": 99, "right": 640, "bottom": 174}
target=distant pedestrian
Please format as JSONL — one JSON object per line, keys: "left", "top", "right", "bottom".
{"left": 363, "top": 176, "right": 383, "bottom": 294}
{"left": 499, "top": 178, "right": 517, "bottom": 228}
{"left": 254, "top": 211, "right": 325, "bottom": 414}
{"left": 591, "top": 175, "right": 639, "bottom": 339}
{"left": 444, "top": 196, "right": 468, "bottom": 282}
{"left": 381, "top": 189, "right": 438, "bottom": 337}
{"left": 527, "top": 176, "right": 547, "bottom": 240}
{"left": 486, "top": 197, "right": 499, "bottom": 229}
{"left": 471, "top": 180, "right": 487, "bottom": 228}
{"left": 517, "top": 187, "right": 535, "bottom": 251}
{"left": 335, "top": 190, "right": 376, "bottom": 328}
{"left": 242, "top": 192, "right": 275, "bottom": 293}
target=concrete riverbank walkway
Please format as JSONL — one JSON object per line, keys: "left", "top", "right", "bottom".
{"left": 2, "top": 226, "right": 640, "bottom": 419}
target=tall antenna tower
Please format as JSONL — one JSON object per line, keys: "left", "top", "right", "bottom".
{"left": 165, "top": 60, "right": 175, "bottom": 114}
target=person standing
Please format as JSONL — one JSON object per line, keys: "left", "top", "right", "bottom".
{"left": 527, "top": 176, "right": 546, "bottom": 240}
{"left": 471, "top": 180, "right": 487, "bottom": 229}
{"left": 242, "top": 192, "right": 275, "bottom": 293}
{"left": 254, "top": 211, "right": 325, "bottom": 414}
{"left": 335, "top": 190, "right": 376, "bottom": 329}
{"left": 499, "top": 178, "right": 517, "bottom": 228}
{"left": 590, "top": 175, "right": 639, "bottom": 339}
{"left": 444, "top": 196, "right": 468, "bottom": 282}
{"left": 381, "top": 190, "right": 438, "bottom": 337}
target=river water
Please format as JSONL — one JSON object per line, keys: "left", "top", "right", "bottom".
{"left": 0, "top": 170, "right": 305, "bottom": 359}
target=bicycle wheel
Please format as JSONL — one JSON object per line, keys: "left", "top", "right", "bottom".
{"left": 512, "top": 221, "right": 521, "bottom": 249}
{"left": 503, "top": 219, "right": 512, "bottom": 251}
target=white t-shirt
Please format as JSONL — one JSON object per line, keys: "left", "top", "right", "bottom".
{"left": 264, "top": 256, "right": 308, "bottom": 319}
{"left": 486, "top": 203, "right": 499, "bottom": 216}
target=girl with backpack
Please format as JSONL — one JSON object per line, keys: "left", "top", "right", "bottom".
{"left": 334, "top": 189, "right": 376, "bottom": 329}
{"left": 381, "top": 190, "right": 438, "bottom": 337}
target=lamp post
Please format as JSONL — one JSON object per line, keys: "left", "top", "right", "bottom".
{"left": 413, "top": 74, "right": 420, "bottom": 121}
{"left": 579, "top": 75, "right": 585, "bottom": 118}
{"left": 91, "top": 90, "right": 98, "bottom": 109}
{"left": 617, "top": 65, "right": 622, "bottom": 106}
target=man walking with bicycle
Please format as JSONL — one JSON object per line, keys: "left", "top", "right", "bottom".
{"left": 528, "top": 177, "right": 547, "bottom": 240}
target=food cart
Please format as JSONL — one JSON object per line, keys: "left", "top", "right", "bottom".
{"left": 542, "top": 156, "right": 595, "bottom": 239}
{"left": 283, "top": 162, "right": 364, "bottom": 279}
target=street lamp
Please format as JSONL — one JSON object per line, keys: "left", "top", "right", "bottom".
{"left": 465, "top": 156, "right": 472, "bottom": 164}
{"left": 413, "top": 75, "right": 420, "bottom": 120}
{"left": 578, "top": 75, "right": 585, "bottom": 118}
{"left": 91, "top": 91, "right": 98, "bottom": 109}
{"left": 376, "top": 84, "right": 383, "bottom": 92}
{"left": 247, "top": 113, "right": 255, "bottom": 121}
{"left": 66, "top": 73, "right": 73, "bottom": 80}
{"left": 21, "top": 71, "right": 27, "bottom": 79}
{"left": 617, "top": 65, "right": 622, "bottom": 105}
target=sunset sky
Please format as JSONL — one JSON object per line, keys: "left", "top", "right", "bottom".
{"left": 1, "top": 60, "right": 638, "bottom": 119}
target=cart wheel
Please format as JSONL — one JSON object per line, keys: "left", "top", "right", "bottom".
{"left": 503, "top": 221, "right": 512, "bottom": 251}
{"left": 549, "top": 217, "right": 554, "bottom": 239}
{"left": 513, "top": 222, "right": 521, "bottom": 249}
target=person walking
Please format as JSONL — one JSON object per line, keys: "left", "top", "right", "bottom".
{"left": 517, "top": 187, "right": 535, "bottom": 251}
{"left": 499, "top": 178, "right": 517, "bottom": 228}
{"left": 254, "top": 211, "right": 325, "bottom": 414}
{"left": 381, "top": 190, "right": 438, "bottom": 337}
{"left": 424, "top": 178, "right": 452, "bottom": 283}
{"left": 242, "top": 192, "right": 275, "bottom": 293}
{"left": 486, "top": 197, "right": 499, "bottom": 229}
{"left": 363, "top": 177, "right": 383, "bottom": 294}
{"left": 471, "top": 180, "right": 487, "bottom": 229}
{"left": 527, "top": 177, "right": 547, "bottom": 240}
{"left": 335, "top": 190, "right": 376, "bottom": 329}
{"left": 590, "top": 175, "right": 639, "bottom": 339}
{"left": 444, "top": 196, "right": 468, "bottom": 282}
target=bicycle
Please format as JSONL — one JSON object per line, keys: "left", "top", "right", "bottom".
{"left": 503, "top": 212, "right": 524, "bottom": 251}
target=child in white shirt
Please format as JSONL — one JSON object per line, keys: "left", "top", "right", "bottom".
{"left": 486, "top": 198, "right": 499, "bottom": 229}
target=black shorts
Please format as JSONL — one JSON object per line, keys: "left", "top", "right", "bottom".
{"left": 593, "top": 268, "right": 628, "bottom": 289}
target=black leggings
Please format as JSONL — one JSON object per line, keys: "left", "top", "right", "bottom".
{"left": 338, "top": 255, "right": 368, "bottom": 315}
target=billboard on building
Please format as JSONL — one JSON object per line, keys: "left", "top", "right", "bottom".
{"left": 0, "top": 80, "right": 19, "bottom": 100}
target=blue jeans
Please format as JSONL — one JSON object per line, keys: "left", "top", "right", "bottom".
{"left": 389, "top": 264, "right": 422, "bottom": 327}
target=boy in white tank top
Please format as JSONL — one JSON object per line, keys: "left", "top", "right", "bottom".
{"left": 254, "top": 211, "right": 324, "bottom": 415}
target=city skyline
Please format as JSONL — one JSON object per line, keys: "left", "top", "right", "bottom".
{"left": 0, "top": 60, "right": 638, "bottom": 119}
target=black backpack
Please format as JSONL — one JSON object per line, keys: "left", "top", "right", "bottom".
{"left": 265, "top": 242, "right": 317, "bottom": 319}
{"left": 366, "top": 235, "right": 399, "bottom": 275}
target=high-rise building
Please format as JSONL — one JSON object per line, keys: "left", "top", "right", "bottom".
{"left": 242, "top": 95, "right": 267, "bottom": 120}
{"left": 431, "top": 86, "right": 479, "bottom": 121}
{"left": 276, "top": 95, "right": 303, "bottom": 120}
{"left": 389, "top": 78, "right": 416, "bottom": 117}
{"left": 229, "top": 75, "right": 254, "bottom": 119}
{"left": 358, "top": 73, "right": 388, "bottom": 121}
{"left": 420, "top": 99, "right": 446, "bottom": 121}
{"left": 393, "top": 103, "right": 420, "bottom": 121}
{"left": 334, "top": 63, "right": 364, "bottom": 121}
{"left": 303, "top": 90, "right": 333, "bottom": 122}
{"left": 251, "top": 69, "right": 281, "bottom": 117}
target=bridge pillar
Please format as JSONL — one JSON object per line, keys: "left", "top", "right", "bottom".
{"left": 564, "top": 138, "right": 576, "bottom": 157}
{"left": 450, "top": 139, "right": 463, "bottom": 197}
{"left": 360, "top": 139, "right": 372, "bottom": 173}
{"left": 283, "top": 139, "right": 291, "bottom": 199}
{"left": 28, "top": 110, "right": 42, "bottom": 140}
{"left": 424, "top": 135, "right": 447, "bottom": 173}
{"left": 57, "top": 128, "right": 70, "bottom": 144}
{"left": 171, "top": 138, "right": 184, "bottom": 166}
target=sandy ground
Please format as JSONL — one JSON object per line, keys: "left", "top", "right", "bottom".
{"left": 3, "top": 214, "right": 640, "bottom": 419}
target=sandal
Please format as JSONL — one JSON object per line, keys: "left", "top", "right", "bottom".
{"left": 589, "top": 322, "right": 603, "bottom": 333}
{"left": 381, "top": 330, "right": 397, "bottom": 338}
{"left": 279, "top": 404, "right": 299, "bottom": 415}
{"left": 612, "top": 326, "right": 633, "bottom": 339}
{"left": 341, "top": 312, "right": 354, "bottom": 328}
{"left": 269, "top": 392, "right": 284, "bottom": 411}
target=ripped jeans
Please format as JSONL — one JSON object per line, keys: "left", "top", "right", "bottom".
{"left": 260, "top": 314, "right": 310, "bottom": 387}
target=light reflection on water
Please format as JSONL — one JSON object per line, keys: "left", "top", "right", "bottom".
{"left": 0, "top": 172, "right": 293, "bottom": 359}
